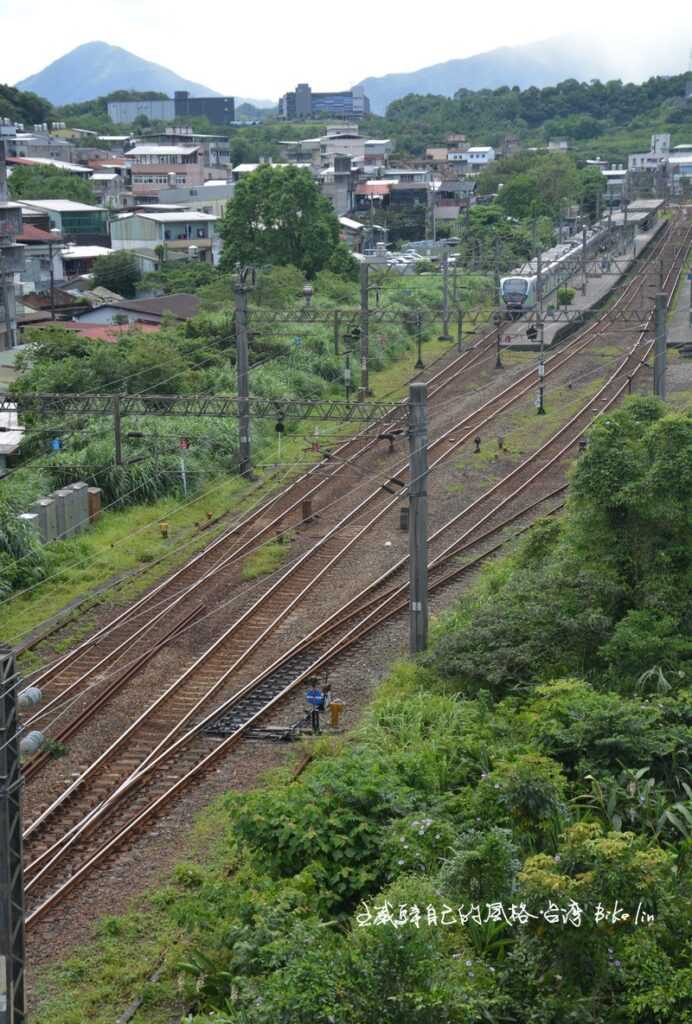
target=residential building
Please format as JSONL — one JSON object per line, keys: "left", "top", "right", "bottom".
{"left": 126, "top": 144, "right": 206, "bottom": 199}
{"left": 338, "top": 216, "right": 365, "bottom": 252}
{"left": 97, "top": 135, "right": 134, "bottom": 155}
{"left": 446, "top": 133, "right": 467, "bottom": 146}
{"left": 90, "top": 172, "right": 127, "bottom": 209}
{"left": 426, "top": 147, "right": 449, "bottom": 162}
{"left": 136, "top": 126, "right": 231, "bottom": 168}
{"left": 279, "top": 126, "right": 391, "bottom": 171}
{"left": 110, "top": 210, "right": 219, "bottom": 266}
{"left": 157, "top": 180, "right": 235, "bottom": 218}
{"left": 6, "top": 155, "right": 93, "bottom": 178}
{"left": 320, "top": 156, "right": 356, "bottom": 216}
{"left": 278, "top": 83, "right": 370, "bottom": 120}
{"left": 73, "top": 293, "right": 201, "bottom": 325}
{"left": 1, "top": 123, "right": 24, "bottom": 350}
{"left": 0, "top": 404, "right": 23, "bottom": 475}
{"left": 18, "top": 199, "right": 109, "bottom": 246}
{"left": 432, "top": 178, "right": 475, "bottom": 221}
{"left": 278, "top": 136, "right": 323, "bottom": 164}
{"left": 230, "top": 162, "right": 312, "bottom": 181}
{"left": 628, "top": 133, "right": 671, "bottom": 173}
{"left": 6, "top": 129, "right": 76, "bottom": 162}
{"left": 548, "top": 139, "right": 569, "bottom": 151}
{"left": 61, "top": 245, "right": 112, "bottom": 277}
{"left": 466, "top": 146, "right": 495, "bottom": 167}
{"left": 354, "top": 176, "right": 430, "bottom": 213}
{"left": 320, "top": 131, "right": 392, "bottom": 170}
{"left": 667, "top": 149, "right": 692, "bottom": 192}
{"left": 107, "top": 92, "right": 235, "bottom": 126}
{"left": 15, "top": 222, "right": 64, "bottom": 299}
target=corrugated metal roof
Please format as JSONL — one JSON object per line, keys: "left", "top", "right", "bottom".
{"left": 135, "top": 211, "right": 217, "bottom": 222}
{"left": 20, "top": 199, "right": 105, "bottom": 212}
{"left": 126, "top": 145, "right": 200, "bottom": 156}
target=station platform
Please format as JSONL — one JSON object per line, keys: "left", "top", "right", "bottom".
{"left": 501, "top": 217, "right": 666, "bottom": 353}
{"left": 667, "top": 265, "right": 692, "bottom": 348}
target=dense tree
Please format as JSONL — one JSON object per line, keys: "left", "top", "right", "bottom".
{"left": 92, "top": 251, "right": 141, "bottom": 298}
{"left": 0, "top": 83, "right": 52, "bottom": 126}
{"left": 425, "top": 398, "right": 692, "bottom": 698}
{"left": 219, "top": 165, "right": 341, "bottom": 278}
{"left": 8, "top": 165, "right": 96, "bottom": 204}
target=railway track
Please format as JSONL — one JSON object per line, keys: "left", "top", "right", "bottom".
{"left": 18, "top": 216, "right": 690, "bottom": 925}
{"left": 19, "top": 218, "right": 686, "bottom": 806}
{"left": 20, "top": 313, "right": 502, "bottom": 711}
{"left": 21, "top": 216, "right": 680, "bottom": 770}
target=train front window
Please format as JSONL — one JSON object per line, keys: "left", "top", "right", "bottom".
{"left": 502, "top": 278, "right": 528, "bottom": 295}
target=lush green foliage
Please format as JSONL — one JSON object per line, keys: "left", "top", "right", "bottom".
{"left": 0, "top": 83, "right": 52, "bottom": 125}
{"left": 92, "top": 251, "right": 141, "bottom": 298}
{"left": 219, "top": 165, "right": 342, "bottom": 277}
{"left": 8, "top": 164, "right": 96, "bottom": 204}
{"left": 30, "top": 400, "right": 692, "bottom": 1024}
{"left": 360, "top": 74, "right": 692, "bottom": 157}
{"left": 426, "top": 400, "right": 692, "bottom": 699}
{"left": 477, "top": 152, "right": 605, "bottom": 220}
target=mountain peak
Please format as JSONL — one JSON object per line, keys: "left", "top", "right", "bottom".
{"left": 15, "top": 42, "right": 221, "bottom": 106}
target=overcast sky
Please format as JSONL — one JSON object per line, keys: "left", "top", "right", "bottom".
{"left": 2, "top": 0, "right": 692, "bottom": 99}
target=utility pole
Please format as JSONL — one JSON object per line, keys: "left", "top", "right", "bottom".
{"left": 359, "top": 262, "right": 370, "bottom": 397}
{"left": 112, "top": 393, "right": 123, "bottom": 466}
{"left": 654, "top": 292, "right": 667, "bottom": 400}
{"left": 47, "top": 240, "right": 56, "bottom": 321}
{"left": 581, "top": 222, "right": 588, "bottom": 296}
{"left": 0, "top": 646, "right": 25, "bottom": 1024}
{"left": 494, "top": 235, "right": 501, "bottom": 295}
{"left": 407, "top": 384, "right": 428, "bottom": 655}
{"left": 234, "top": 283, "right": 251, "bottom": 477}
{"left": 439, "top": 248, "right": 451, "bottom": 340}
{"left": 536, "top": 249, "right": 543, "bottom": 324}
{"left": 456, "top": 307, "right": 464, "bottom": 352}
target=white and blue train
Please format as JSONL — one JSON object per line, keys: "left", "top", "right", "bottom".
{"left": 499, "top": 221, "right": 610, "bottom": 317}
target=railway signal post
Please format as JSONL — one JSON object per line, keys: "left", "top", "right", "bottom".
{"left": 407, "top": 383, "right": 429, "bottom": 654}
{"left": 0, "top": 646, "right": 25, "bottom": 1024}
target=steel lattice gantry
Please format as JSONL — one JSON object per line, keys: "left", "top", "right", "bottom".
{"left": 0, "top": 393, "right": 406, "bottom": 422}
{"left": 0, "top": 646, "right": 24, "bottom": 1024}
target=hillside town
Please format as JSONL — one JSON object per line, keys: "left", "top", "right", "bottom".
{"left": 2, "top": 90, "right": 692, "bottom": 357}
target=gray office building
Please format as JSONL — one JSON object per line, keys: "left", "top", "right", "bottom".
{"left": 108, "top": 92, "right": 235, "bottom": 126}
{"left": 278, "top": 83, "right": 369, "bottom": 120}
